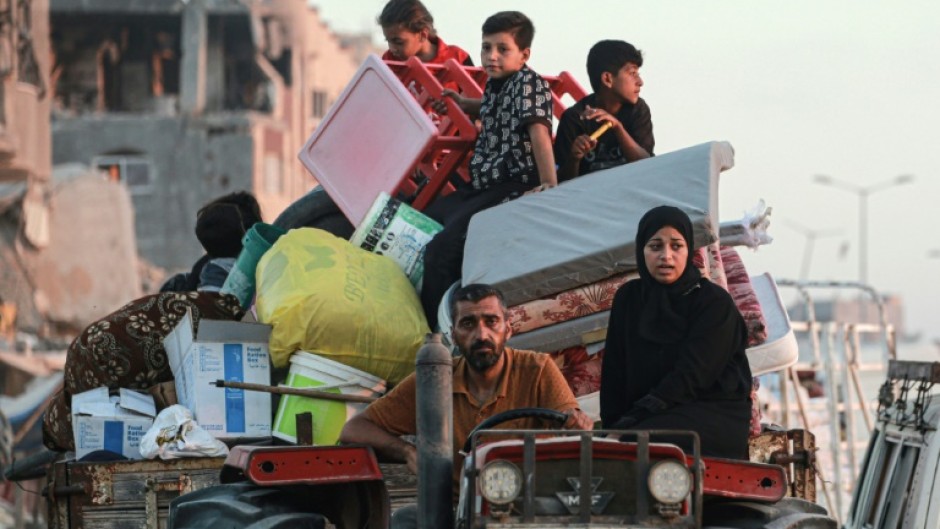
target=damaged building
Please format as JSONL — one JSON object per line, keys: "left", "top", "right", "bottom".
{"left": 50, "top": 0, "right": 363, "bottom": 271}
{"left": 1, "top": 0, "right": 57, "bottom": 335}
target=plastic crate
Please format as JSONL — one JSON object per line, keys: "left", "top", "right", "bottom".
{"left": 298, "top": 54, "right": 588, "bottom": 224}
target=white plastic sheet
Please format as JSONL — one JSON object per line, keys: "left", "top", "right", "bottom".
{"left": 719, "top": 199, "right": 773, "bottom": 249}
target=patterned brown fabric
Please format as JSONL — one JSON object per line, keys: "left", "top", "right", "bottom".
{"left": 42, "top": 292, "right": 244, "bottom": 452}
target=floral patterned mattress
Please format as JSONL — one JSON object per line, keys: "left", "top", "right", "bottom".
{"left": 508, "top": 244, "right": 728, "bottom": 335}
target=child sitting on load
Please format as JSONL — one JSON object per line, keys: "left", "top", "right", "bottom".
{"left": 420, "top": 11, "right": 557, "bottom": 330}
{"left": 379, "top": 0, "right": 473, "bottom": 66}
{"left": 554, "top": 40, "right": 655, "bottom": 182}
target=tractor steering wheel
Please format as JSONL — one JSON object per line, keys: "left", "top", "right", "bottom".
{"left": 462, "top": 407, "right": 569, "bottom": 453}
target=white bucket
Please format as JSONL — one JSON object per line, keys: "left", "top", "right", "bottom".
{"left": 272, "top": 351, "right": 386, "bottom": 445}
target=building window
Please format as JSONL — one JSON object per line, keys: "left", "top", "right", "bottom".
{"left": 312, "top": 90, "right": 327, "bottom": 118}
{"left": 93, "top": 155, "right": 154, "bottom": 194}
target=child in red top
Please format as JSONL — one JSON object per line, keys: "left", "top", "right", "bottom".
{"left": 378, "top": 0, "right": 473, "bottom": 66}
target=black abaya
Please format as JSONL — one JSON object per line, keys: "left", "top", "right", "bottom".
{"left": 600, "top": 279, "right": 753, "bottom": 459}
{"left": 600, "top": 205, "right": 753, "bottom": 459}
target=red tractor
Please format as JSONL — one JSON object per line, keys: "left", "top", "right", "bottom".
{"left": 167, "top": 337, "right": 834, "bottom": 529}
{"left": 166, "top": 412, "right": 834, "bottom": 528}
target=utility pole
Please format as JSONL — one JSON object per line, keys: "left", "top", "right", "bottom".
{"left": 813, "top": 174, "right": 913, "bottom": 323}
{"left": 782, "top": 219, "right": 842, "bottom": 281}
{"left": 813, "top": 174, "right": 914, "bottom": 286}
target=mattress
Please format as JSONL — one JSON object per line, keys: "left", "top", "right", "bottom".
{"left": 746, "top": 273, "right": 798, "bottom": 376}
{"left": 510, "top": 273, "right": 793, "bottom": 378}
{"left": 507, "top": 310, "right": 611, "bottom": 353}
{"left": 462, "top": 141, "right": 734, "bottom": 307}
{"left": 506, "top": 243, "right": 728, "bottom": 335}
{"left": 508, "top": 272, "right": 637, "bottom": 335}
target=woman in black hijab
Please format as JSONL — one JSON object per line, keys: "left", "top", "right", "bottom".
{"left": 600, "top": 205, "right": 753, "bottom": 459}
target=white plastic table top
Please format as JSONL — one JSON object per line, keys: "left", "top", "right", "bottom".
{"left": 298, "top": 54, "right": 438, "bottom": 226}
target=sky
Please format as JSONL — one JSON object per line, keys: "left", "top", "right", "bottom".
{"left": 311, "top": 1, "right": 940, "bottom": 342}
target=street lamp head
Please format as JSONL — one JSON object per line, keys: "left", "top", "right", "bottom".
{"left": 895, "top": 174, "right": 915, "bottom": 185}
{"left": 813, "top": 174, "right": 833, "bottom": 184}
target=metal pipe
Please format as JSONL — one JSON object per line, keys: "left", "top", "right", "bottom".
{"left": 841, "top": 326, "right": 858, "bottom": 481}
{"left": 415, "top": 333, "right": 454, "bottom": 529}
{"left": 822, "top": 322, "right": 844, "bottom": 519}
{"left": 778, "top": 279, "right": 896, "bottom": 362}
{"left": 848, "top": 327, "right": 873, "bottom": 435}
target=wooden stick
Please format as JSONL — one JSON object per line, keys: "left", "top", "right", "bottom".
{"left": 213, "top": 380, "right": 378, "bottom": 404}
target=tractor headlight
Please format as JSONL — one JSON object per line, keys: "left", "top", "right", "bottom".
{"left": 648, "top": 459, "right": 692, "bottom": 504}
{"left": 479, "top": 460, "right": 523, "bottom": 505}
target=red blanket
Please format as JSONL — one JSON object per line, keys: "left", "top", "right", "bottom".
{"left": 720, "top": 246, "right": 769, "bottom": 347}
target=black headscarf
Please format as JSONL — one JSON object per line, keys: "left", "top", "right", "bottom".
{"left": 635, "top": 206, "right": 703, "bottom": 344}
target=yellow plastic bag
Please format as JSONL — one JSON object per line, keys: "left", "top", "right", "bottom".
{"left": 255, "top": 228, "right": 429, "bottom": 384}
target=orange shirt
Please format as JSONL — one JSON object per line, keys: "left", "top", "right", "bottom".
{"left": 364, "top": 347, "right": 579, "bottom": 493}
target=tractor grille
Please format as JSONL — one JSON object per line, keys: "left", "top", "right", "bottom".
{"left": 522, "top": 457, "right": 638, "bottom": 516}
{"left": 466, "top": 430, "right": 702, "bottom": 528}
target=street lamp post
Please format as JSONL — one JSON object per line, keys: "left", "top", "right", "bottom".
{"left": 783, "top": 219, "right": 842, "bottom": 281}
{"left": 813, "top": 174, "right": 914, "bottom": 287}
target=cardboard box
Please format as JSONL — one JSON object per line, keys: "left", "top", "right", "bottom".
{"left": 350, "top": 192, "right": 442, "bottom": 290}
{"left": 163, "top": 309, "right": 272, "bottom": 439}
{"left": 71, "top": 387, "right": 156, "bottom": 459}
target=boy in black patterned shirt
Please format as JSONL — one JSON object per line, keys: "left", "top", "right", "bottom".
{"left": 420, "top": 11, "right": 556, "bottom": 330}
